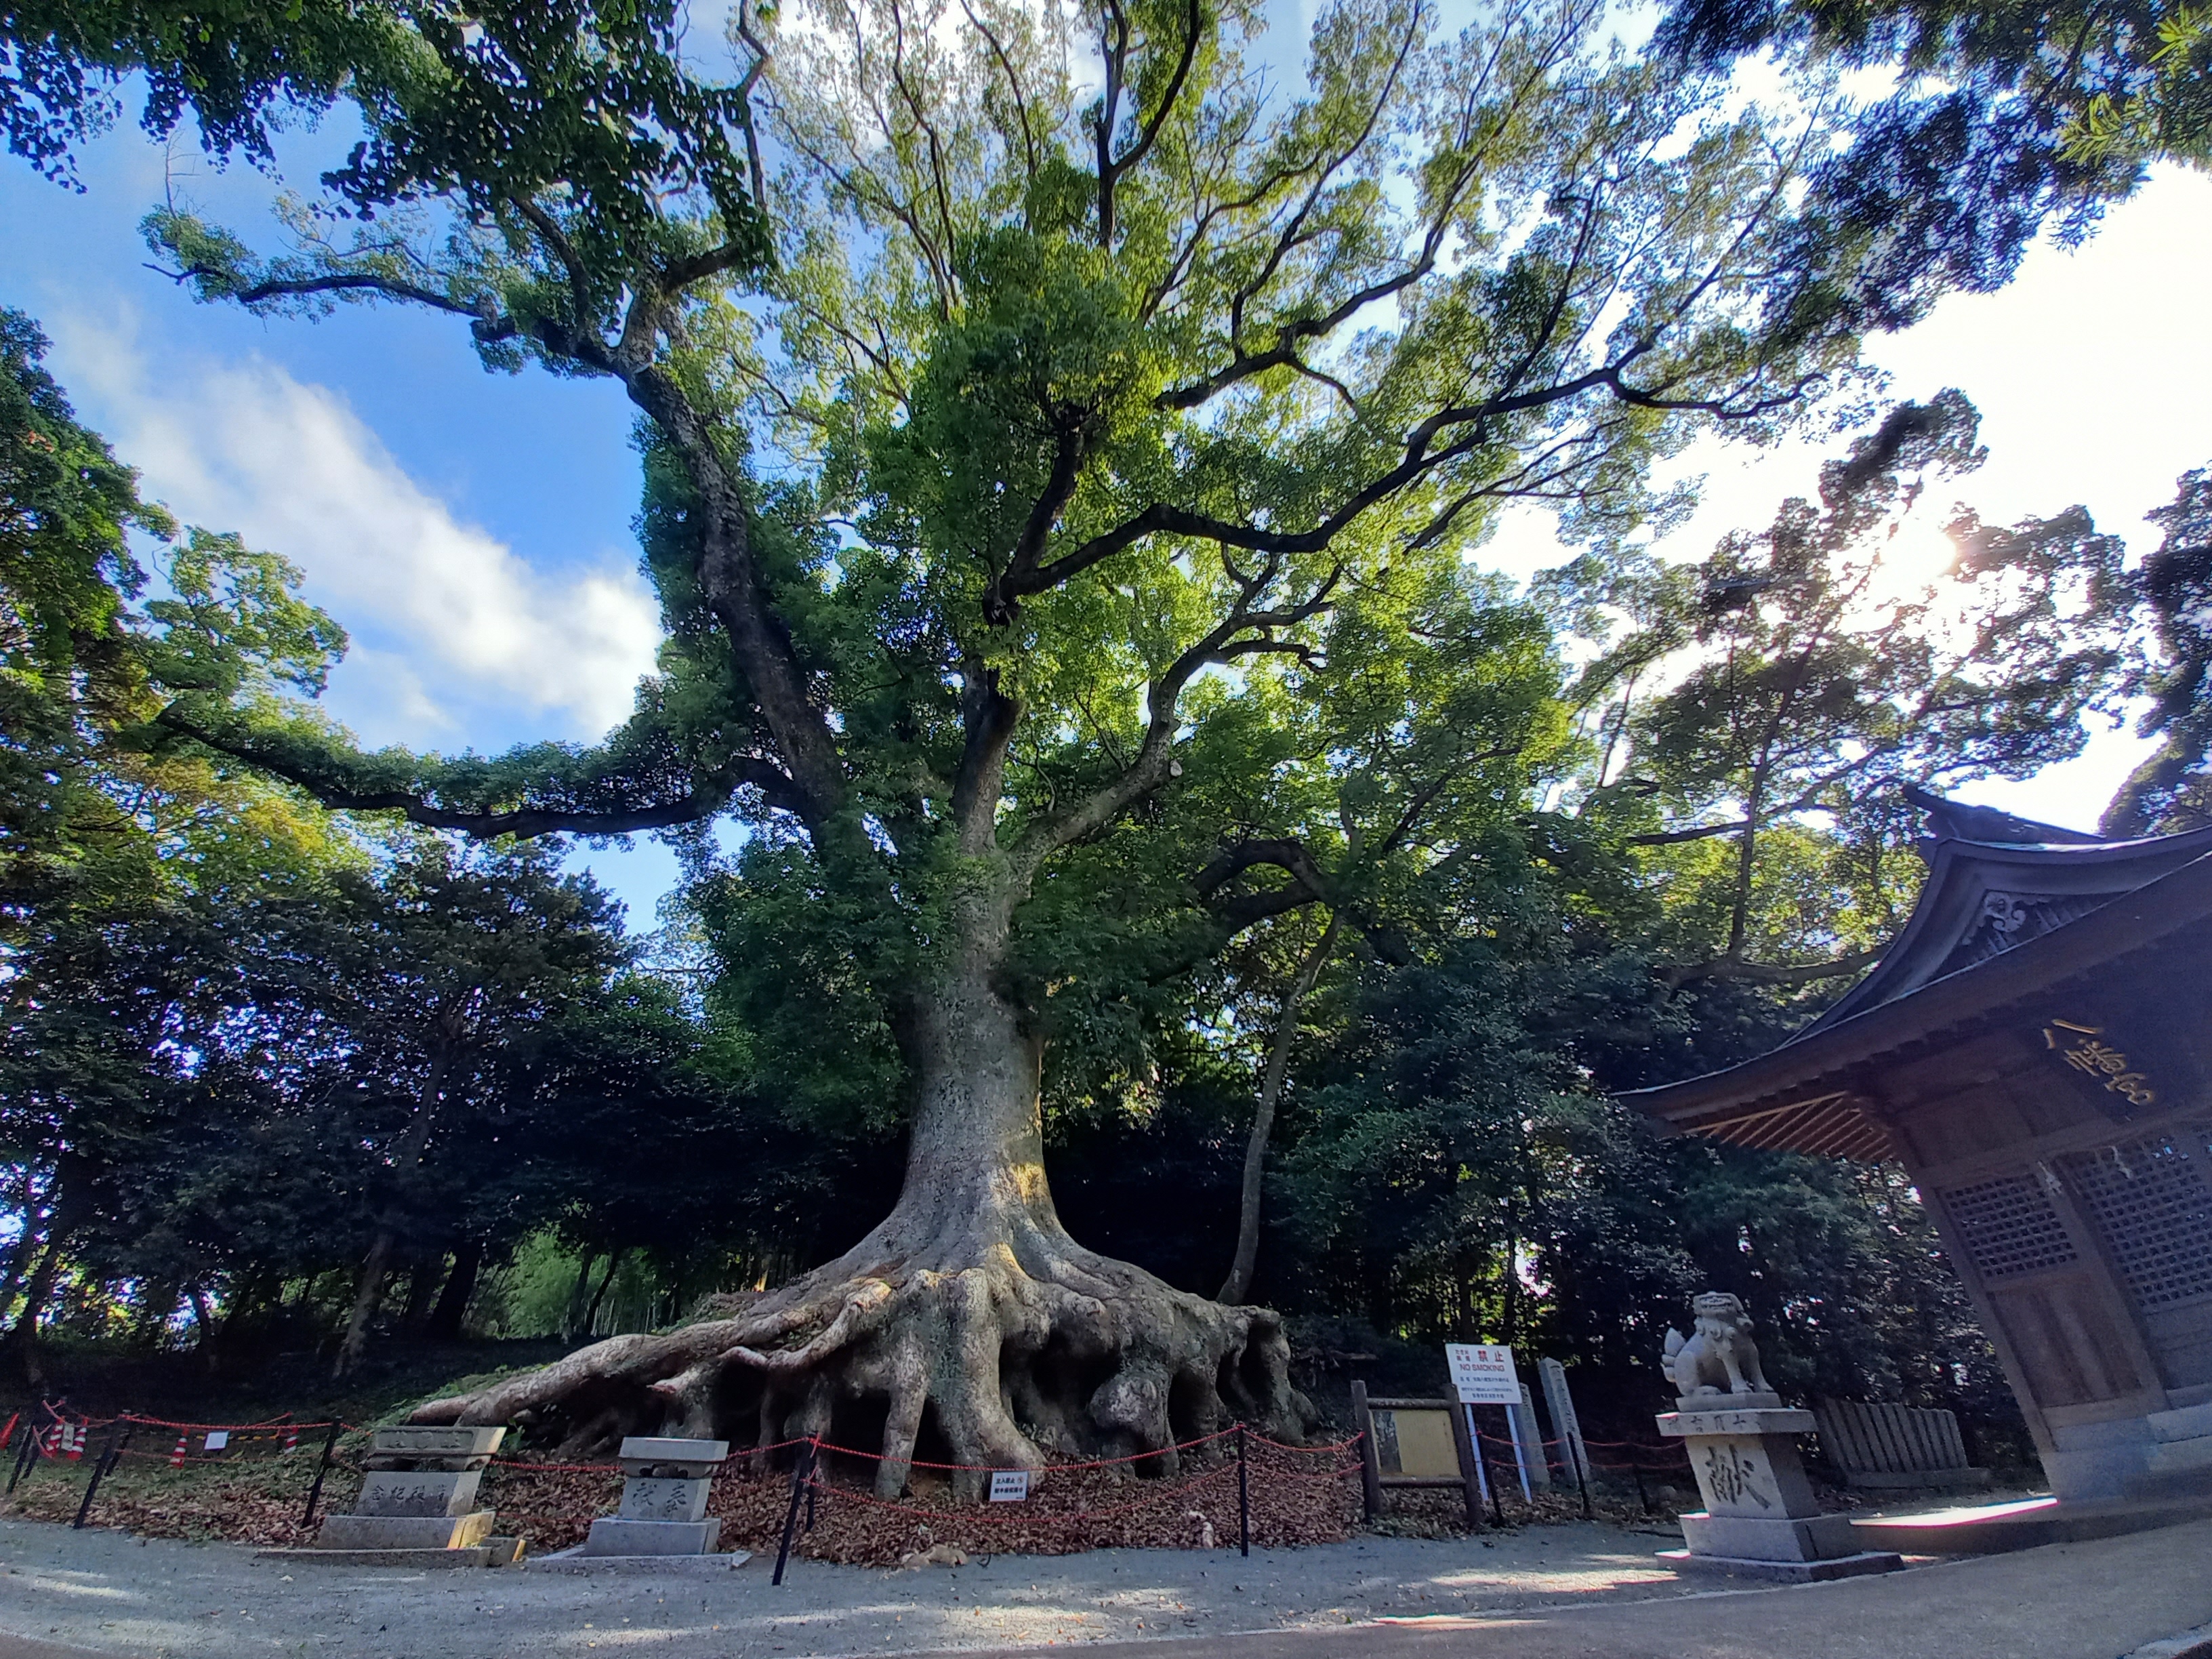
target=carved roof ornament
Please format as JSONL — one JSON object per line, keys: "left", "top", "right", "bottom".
{"left": 1980, "top": 891, "right": 2032, "bottom": 937}
{"left": 1902, "top": 782, "right": 2104, "bottom": 860}
{"left": 1796, "top": 790, "right": 2212, "bottom": 1036}
{"left": 1620, "top": 788, "right": 2212, "bottom": 1164}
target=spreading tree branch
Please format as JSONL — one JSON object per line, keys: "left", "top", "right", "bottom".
{"left": 156, "top": 704, "right": 802, "bottom": 837}
{"left": 1008, "top": 560, "right": 1340, "bottom": 877}
{"left": 1662, "top": 946, "right": 1883, "bottom": 989}
{"left": 1626, "top": 818, "right": 1750, "bottom": 846}
{"left": 1096, "top": 0, "right": 1203, "bottom": 246}
{"left": 983, "top": 359, "right": 1809, "bottom": 623}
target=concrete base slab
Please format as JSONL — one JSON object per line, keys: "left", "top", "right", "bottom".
{"left": 255, "top": 1546, "right": 497, "bottom": 1570}
{"left": 583, "top": 1517, "right": 720, "bottom": 1555}
{"left": 2148, "top": 1437, "right": 2212, "bottom": 1478}
{"left": 1681, "top": 1509, "right": 1859, "bottom": 1561}
{"left": 2150, "top": 1403, "right": 2212, "bottom": 1443}
{"left": 1657, "top": 1547, "right": 1905, "bottom": 1583}
{"left": 314, "top": 1511, "right": 495, "bottom": 1551}
{"left": 1852, "top": 1491, "right": 2212, "bottom": 1555}
{"left": 526, "top": 1547, "right": 752, "bottom": 1574}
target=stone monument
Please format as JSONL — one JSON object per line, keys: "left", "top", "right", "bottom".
{"left": 310, "top": 1425, "right": 521, "bottom": 1566}
{"left": 582, "top": 1437, "right": 730, "bottom": 1557}
{"left": 1654, "top": 1292, "right": 1902, "bottom": 1582}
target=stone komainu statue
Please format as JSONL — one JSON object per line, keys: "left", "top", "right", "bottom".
{"left": 1663, "top": 1292, "right": 1772, "bottom": 1399}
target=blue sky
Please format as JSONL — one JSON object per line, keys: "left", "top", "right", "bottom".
{"left": 5, "top": 22, "right": 2210, "bottom": 930}
{"left": 1, "top": 106, "right": 689, "bottom": 922}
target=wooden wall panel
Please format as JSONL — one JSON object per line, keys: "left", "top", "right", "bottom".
{"left": 1988, "top": 1275, "right": 2156, "bottom": 1409}
{"left": 2142, "top": 1304, "right": 2212, "bottom": 1390}
{"left": 1885, "top": 1031, "right": 2026, "bottom": 1110}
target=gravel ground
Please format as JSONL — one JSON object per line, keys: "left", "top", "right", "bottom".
{"left": 0, "top": 1515, "right": 1701, "bottom": 1656}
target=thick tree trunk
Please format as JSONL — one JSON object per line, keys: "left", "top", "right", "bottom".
{"left": 583, "top": 1250, "right": 623, "bottom": 1334}
{"left": 4, "top": 1233, "right": 67, "bottom": 1387}
{"left": 428, "top": 1239, "right": 485, "bottom": 1341}
{"left": 1219, "top": 915, "right": 1338, "bottom": 1306}
{"left": 400, "top": 1258, "right": 440, "bottom": 1334}
{"left": 335, "top": 1041, "right": 455, "bottom": 1376}
{"left": 184, "top": 1282, "right": 220, "bottom": 1373}
{"left": 417, "top": 945, "right": 1315, "bottom": 1492}
{"left": 333, "top": 1228, "right": 396, "bottom": 1378}
{"left": 563, "top": 1252, "right": 600, "bottom": 1342}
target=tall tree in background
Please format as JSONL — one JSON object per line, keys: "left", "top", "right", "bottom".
{"left": 310, "top": 845, "right": 627, "bottom": 1374}
{"left": 1545, "top": 394, "right": 2135, "bottom": 994}
{"left": 2103, "top": 464, "right": 2212, "bottom": 836}
{"left": 0, "top": 308, "right": 356, "bottom": 1378}
{"left": 1652, "top": 0, "right": 2198, "bottom": 337}
{"left": 125, "top": 0, "right": 1904, "bottom": 1482}
{"left": 1218, "top": 910, "right": 1339, "bottom": 1306}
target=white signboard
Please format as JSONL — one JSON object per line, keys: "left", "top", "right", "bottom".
{"left": 988, "top": 1469, "right": 1031, "bottom": 1502}
{"left": 203, "top": 1431, "right": 229, "bottom": 1452}
{"left": 1445, "top": 1343, "right": 1522, "bottom": 1406}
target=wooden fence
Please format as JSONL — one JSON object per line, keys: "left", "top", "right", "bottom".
{"left": 1811, "top": 1398, "right": 1990, "bottom": 1490}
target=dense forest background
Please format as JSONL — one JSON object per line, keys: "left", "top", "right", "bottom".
{"left": 4, "top": 0, "right": 2212, "bottom": 1460}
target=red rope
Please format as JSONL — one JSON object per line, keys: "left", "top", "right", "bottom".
{"left": 813, "top": 1425, "right": 1237, "bottom": 1473}
{"left": 806, "top": 1462, "right": 1239, "bottom": 1528}
{"left": 1244, "top": 1429, "right": 1362, "bottom": 1455}
{"left": 487, "top": 1435, "right": 813, "bottom": 1475}
{"left": 487, "top": 1458, "right": 623, "bottom": 1475}
{"left": 119, "top": 1412, "right": 304, "bottom": 1433}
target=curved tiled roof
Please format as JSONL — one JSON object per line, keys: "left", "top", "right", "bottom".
{"left": 1620, "top": 793, "right": 2212, "bottom": 1158}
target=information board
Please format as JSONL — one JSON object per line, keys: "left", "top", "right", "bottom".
{"left": 988, "top": 1469, "right": 1031, "bottom": 1502}
{"left": 1445, "top": 1343, "right": 1522, "bottom": 1406}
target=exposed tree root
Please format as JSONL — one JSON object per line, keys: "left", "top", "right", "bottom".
{"left": 413, "top": 1195, "right": 1315, "bottom": 1499}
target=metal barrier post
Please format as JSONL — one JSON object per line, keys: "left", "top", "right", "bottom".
{"left": 1504, "top": 1402, "right": 1533, "bottom": 1506}
{"left": 1349, "top": 1382, "right": 1382, "bottom": 1519}
{"left": 9, "top": 1422, "right": 43, "bottom": 1494}
{"left": 773, "top": 1437, "right": 817, "bottom": 1586}
{"left": 1236, "top": 1423, "right": 1250, "bottom": 1557}
{"left": 74, "top": 1425, "right": 127, "bottom": 1530}
{"left": 1447, "top": 1399, "right": 1485, "bottom": 1530}
{"left": 301, "top": 1421, "right": 343, "bottom": 1530}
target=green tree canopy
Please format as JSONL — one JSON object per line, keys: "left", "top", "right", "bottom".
{"left": 1541, "top": 392, "right": 2136, "bottom": 995}
{"left": 1651, "top": 0, "right": 2198, "bottom": 337}
{"left": 115, "top": 0, "right": 2062, "bottom": 1475}
{"left": 2104, "top": 463, "right": 2212, "bottom": 836}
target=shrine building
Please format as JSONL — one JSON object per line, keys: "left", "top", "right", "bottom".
{"left": 1622, "top": 790, "right": 2212, "bottom": 1502}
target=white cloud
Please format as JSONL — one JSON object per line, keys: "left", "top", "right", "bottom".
{"left": 46, "top": 312, "right": 662, "bottom": 747}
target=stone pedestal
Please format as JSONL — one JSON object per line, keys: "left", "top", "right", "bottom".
{"left": 1655, "top": 1394, "right": 1902, "bottom": 1583}
{"left": 582, "top": 1437, "right": 729, "bottom": 1558}
{"left": 313, "top": 1426, "right": 516, "bottom": 1563}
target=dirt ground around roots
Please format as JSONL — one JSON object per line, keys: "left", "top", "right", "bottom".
{"left": 2, "top": 1513, "right": 2211, "bottom": 1659}
{"left": 0, "top": 1431, "right": 1370, "bottom": 1563}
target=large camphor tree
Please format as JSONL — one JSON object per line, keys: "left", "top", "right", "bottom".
{"left": 138, "top": 0, "right": 1882, "bottom": 1486}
